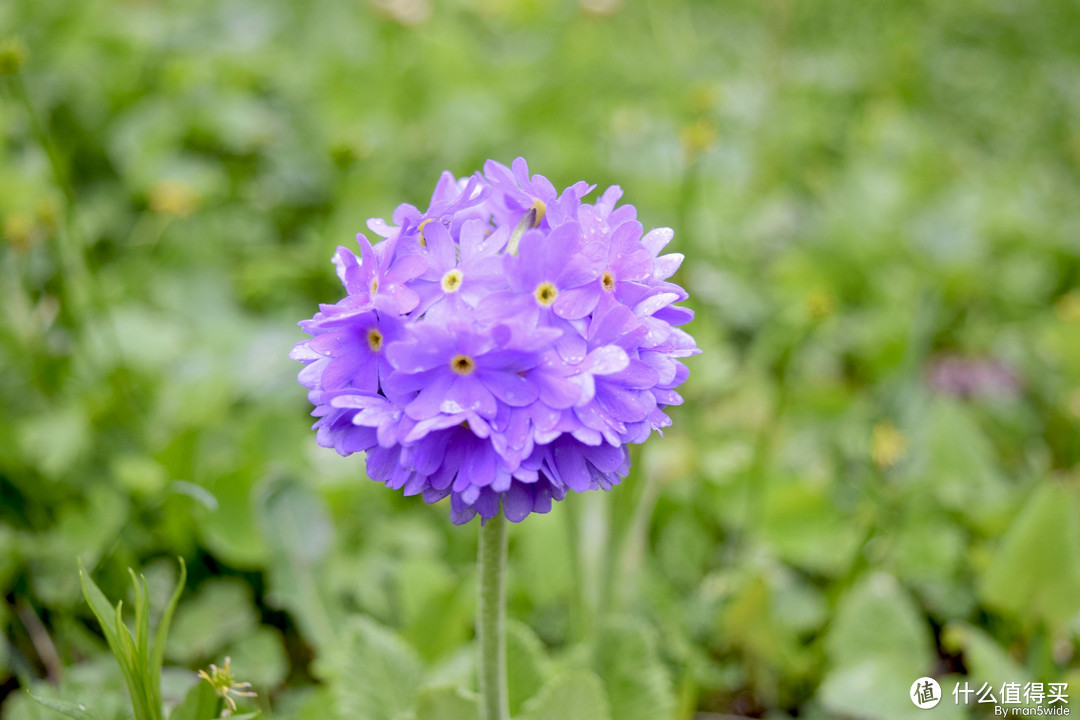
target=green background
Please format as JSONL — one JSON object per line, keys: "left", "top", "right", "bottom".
{"left": 1, "top": 0, "right": 1079, "bottom": 717}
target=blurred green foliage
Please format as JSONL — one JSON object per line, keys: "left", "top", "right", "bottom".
{"left": 2, "top": 0, "right": 1080, "bottom": 717}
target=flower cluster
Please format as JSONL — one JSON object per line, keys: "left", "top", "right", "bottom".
{"left": 292, "top": 158, "right": 697, "bottom": 524}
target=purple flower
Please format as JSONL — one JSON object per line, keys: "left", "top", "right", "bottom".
{"left": 384, "top": 320, "right": 545, "bottom": 422}
{"left": 292, "top": 158, "right": 698, "bottom": 524}
{"left": 331, "top": 233, "right": 426, "bottom": 315}
{"left": 926, "top": 355, "right": 1021, "bottom": 399}
{"left": 410, "top": 219, "right": 507, "bottom": 318}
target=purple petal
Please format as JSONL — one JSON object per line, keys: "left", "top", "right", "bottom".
{"left": 608, "top": 359, "right": 660, "bottom": 389}
{"left": 553, "top": 284, "right": 601, "bottom": 320}
{"left": 555, "top": 329, "right": 587, "bottom": 364}
{"left": 502, "top": 483, "right": 533, "bottom": 522}
{"left": 552, "top": 443, "right": 591, "bottom": 492}
{"left": 582, "top": 346, "right": 630, "bottom": 375}
{"left": 640, "top": 227, "right": 673, "bottom": 255}
{"left": 533, "top": 372, "right": 581, "bottom": 409}
{"left": 442, "top": 376, "right": 497, "bottom": 417}
{"left": 479, "top": 370, "right": 539, "bottom": 407}
{"left": 653, "top": 304, "right": 694, "bottom": 326}
{"left": 652, "top": 253, "right": 684, "bottom": 280}
{"left": 422, "top": 222, "right": 456, "bottom": 270}
{"left": 404, "top": 373, "right": 456, "bottom": 419}
{"left": 633, "top": 292, "right": 679, "bottom": 318}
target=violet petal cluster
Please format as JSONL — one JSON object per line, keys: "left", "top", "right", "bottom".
{"left": 292, "top": 158, "right": 698, "bottom": 524}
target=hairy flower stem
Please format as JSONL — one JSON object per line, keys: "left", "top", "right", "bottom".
{"left": 478, "top": 513, "right": 509, "bottom": 720}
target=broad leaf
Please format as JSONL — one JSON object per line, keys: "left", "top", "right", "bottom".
{"left": 818, "top": 573, "right": 945, "bottom": 720}
{"left": 980, "top": 484, "right": 1080, "bottom": 631}
{"left": 324, "top": 617, "right": 424, "bottom": 720}
{"left": 518, "top": 672, "right": 610, "bottom": 720}
{"left": 506, "top": 620, "right": 549, "bottom": 715}
{"left": 593, "top": 617, "right": 674, "bottom": 720}
{"left": 404, "top": 686, "right": 478, "bottom": 720}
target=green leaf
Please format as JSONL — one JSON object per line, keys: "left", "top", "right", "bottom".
{"left": 514, "top": 512, "right": 574, "bottom": 606}
{"left": 398, "top": 558, "right": 473, "bottom": 662}
{"left": 506, "top": 620, "right": 549, "bottom": 715}
{"left": 518, "top": 672, "right": 610, "bottom": 720}
{"left": 168, "top": 678, "right": 219, "bottom": 720}
{"left": 941, "top": 622, "right": 1030, "bottom": 689}
{"left": 18, "top": 408, "right": 89, "bottom": 478}
{"left": 77, "top": 560, "right": 121, "bottom": 648}
{"left": 923, "top": 400, "right": 1010, "bottom": 527}
{"left": 167, "top": 578, "right": 257, "bottom": 664}
{"left": 152, "top": 559, "right": 187, "bottom": 707}
{"left": 114, "top": 600, "right": 151, "bottom": 720}
{"left": 824, "top": 573, "right": 931, "bottom": 675}
{"left": 818, "top": 663, "right": 967, "bottom": 720}
{"left": 26, "top": 692, "right": 102, "bottom": 720}
{"left": 198, "top": 469, "right": 267, "bottom": 568}
{"left": 131, "top": 571, "right": 151, "bottom": 685}
{"left": 593, "top": 618, "right": 674, "bottom": 720}
{"left": 79, "top": 562, "right": 143, "bottom": 712}
{"left": 758, "top": 476, "right": 861, "bottom": 576}
{"left": 131, "top": 571, "right": 156, "bottom": 717}
{"left": 719, "top": 574, "right": 788, "bottom": 667}
{"left": 980, "top": 484, "right": 1080, "bottom": 631}
{"left": 227, "top": 627, "right": 290, "bottom": 689}
{"left": 257, "top": 477, "right": 340, "bottom": 651}
{"left": 78, "top": 560, "right": 186, "bottom": 720}
{"left": 405, "top": 686, "right": 478, "bottom": 720}
{"left": 323, "top": 616, "right": 424, "bottom": 720}
{"left": 818, "top": 573, "right": 942, "bottom": 720}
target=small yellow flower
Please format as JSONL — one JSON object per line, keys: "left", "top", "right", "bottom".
{"left": 679, "top": 118, "right": 717, "bottom": 160}
{"left": 872, "top": 421, "right": 907, "bottom": 469}
{"left": 149, "top": 180, "right": 200, "bottom": 218}
{"left": 198, "top": 656, "right": 256, "bottom": 716}
{"left": 804, "top": 288, "right": 836, "bottom": 321}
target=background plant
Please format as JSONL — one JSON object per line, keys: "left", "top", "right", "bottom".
{"left": 2, "top": 0, "right": 1079, "bottom": 718}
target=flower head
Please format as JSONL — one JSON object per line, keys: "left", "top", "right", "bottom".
{"left": 292, "top": 158, "right": 698, "bottom": 524}
{"left": 197, "top": 656, "right": 256, "bottom": 716}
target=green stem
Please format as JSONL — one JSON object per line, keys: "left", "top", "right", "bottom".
{"left": 477, "top": 513, "right": 509, "bottom": 720}
{"left": 7, "top": 71, "right": 91, "bottom": 329}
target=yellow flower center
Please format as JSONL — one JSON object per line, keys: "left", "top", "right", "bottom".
{"left": 441, "top": 268, "right": 463, "bottom": 293}
{"left": 601, "top": 271, "right": 616, "bottom": 292}
{"left": 367, "top": 328, "right": 383, "bottom": 352}
{"left": 534, "top": 281, "right": 558, "bottom": 306}
{"left": 370, "top": 278, "right": 379, "bottom": 295}
{"left": 450, "top": 354, "right": 476, "bottom": 375}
